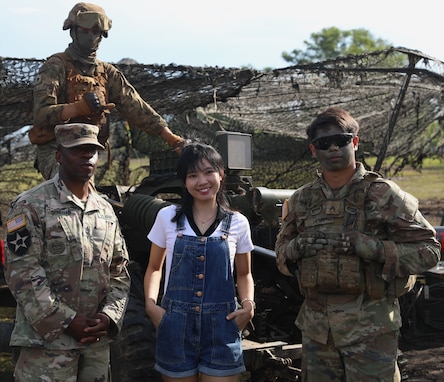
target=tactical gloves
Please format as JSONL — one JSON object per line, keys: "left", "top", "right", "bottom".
{"left": 165, "top": 132, "right": 187, "bottom": 154}
{"left": 292, "top": 232, "right": 328, "bottom": 259}
{"left": 291, "top": 231, "right": 385, "bottom": 263}
{"left": 75, "top": 92, "right": 115, "bottom": 116}
{"left": 336, "top": 232, "right": 385, "bottom": 263}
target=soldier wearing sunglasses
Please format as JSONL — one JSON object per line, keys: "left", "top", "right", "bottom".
{"left": 275, "top": 107, "right": 440, "bottom": 381}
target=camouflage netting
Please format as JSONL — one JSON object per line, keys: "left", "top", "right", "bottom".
{"left": 1, "top": 46, "right": 444, "bottom": 188}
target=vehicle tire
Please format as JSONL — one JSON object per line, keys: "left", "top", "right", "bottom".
{"left": 110, "top": 261, "right": 162, "bottom": 382}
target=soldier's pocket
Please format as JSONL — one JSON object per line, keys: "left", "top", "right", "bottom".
{"left": 299, "top": 256, "right": 318, "bottom": 289}
{"left": 49, "top": 217, "right": 83, "bottom": 263}
{"left": 92, "top": 215, "right": 116, "bottom": 263}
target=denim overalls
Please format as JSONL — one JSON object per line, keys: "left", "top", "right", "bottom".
{"left": 155, "top": 212, "right": 245, "bottom": 378}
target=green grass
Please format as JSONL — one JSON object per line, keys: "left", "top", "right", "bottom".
{"left": 0, "top": 307, "right": 14, "bottom": 382}
{"left": 0, "top": 156, "right": 443, "bottom": 229}
{"left": 0, "top": 353, "right": 14, "bottom": 382}
{"left": 390, "top": 162, "right": 444, "bottom": 200}
{"left": 1, "top": 157, "right": 443, "bottom": 199}
{"left": 0, "top": 308, "right": 15, "bottom": 322}
{"left": 361, "top": 157, "right": 444, "bottom": 200}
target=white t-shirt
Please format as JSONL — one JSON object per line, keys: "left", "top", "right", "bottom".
{"left": 148, "top": 205, "right": 254, "bottom": 292}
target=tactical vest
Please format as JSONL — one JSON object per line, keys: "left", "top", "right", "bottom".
{"left": 295, "top": 172, "right": 415, "bottom": 300}
{"left": 29, "top": 52, "right": 110, "bottom": 145}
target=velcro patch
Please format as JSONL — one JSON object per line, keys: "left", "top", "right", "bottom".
{"left": 7, "top": 214, "right": 26, "bottom": 233}
{"left": 325, "top": 200, "right": 343, "bottom": 215}
{"left": 7, "top": 228, "right": 31, "bottom": 256}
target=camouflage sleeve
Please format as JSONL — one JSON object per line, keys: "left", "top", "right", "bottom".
{"left": 4, "top": 199, "right": 77, "bottom": 341}
{"left": 100, "top": 219, "right": 130, "bottom": 335}
{"left": 106, "top": 63, "right": 169, "bottom": 136}
{"left": 275, "top": 191, "right": 302, "bottom": 276}
{"left": 33, "top": 56, "right": 68, "bottom": 127}
{"left": 370, "top": 179, "right": 441, "bottom": 281}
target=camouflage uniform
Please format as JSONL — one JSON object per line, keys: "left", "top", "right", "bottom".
{"left": 275, "top": 163, "right": 441, "bottom": 382}
{"left": 4, "top": 171, "right": 130, "bottom": 381}
{"left": 31, "top": 50, "right": 170, "bottom": 179}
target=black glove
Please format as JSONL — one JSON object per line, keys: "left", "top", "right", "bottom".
{"left": 75, "top": 92, "right": 115, "bottom": 116}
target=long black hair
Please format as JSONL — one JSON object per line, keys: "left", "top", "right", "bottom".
{"left": 173, "top": 142, "right": 230, "bottom": 222}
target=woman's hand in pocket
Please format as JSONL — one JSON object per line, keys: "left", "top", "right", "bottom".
{"left": 226, "top": 304, "right": 254, "bottom": 331}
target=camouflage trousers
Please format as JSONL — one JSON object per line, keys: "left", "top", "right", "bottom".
{"left": 35, "top": 141, "right": 59, "bottom": 181}
{"left": 301, "top": 330, "right": 401, "bottom": 382}
{"left": 13, "top": 343, "right": 110, "bottom": 382}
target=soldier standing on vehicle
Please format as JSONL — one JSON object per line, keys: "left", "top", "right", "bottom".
{"left": 4, "top": 123, "right": 130, "bottom": 381}
{"left": 275, "top": 107, "right": 441, "bottom": 381}
{"left": 30, "top": 2, "right": 186, "bottom": 180}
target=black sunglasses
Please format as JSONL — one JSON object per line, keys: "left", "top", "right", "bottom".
{"left": 311, "top": 133, "right": 354, "bottom": 150}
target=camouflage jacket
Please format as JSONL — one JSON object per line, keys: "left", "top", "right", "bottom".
{"left": 4, "top": 174, "right": 130, "bottom": 349}
{"left": 32, "top": 50, "right": 168, "bottom": 142}
{"left": 275, "top": 163, "right": 441, "bottom": 346}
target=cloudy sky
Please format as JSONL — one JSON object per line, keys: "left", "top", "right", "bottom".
{"left": 2, "top": 0, "right": 443, "bottom": 69}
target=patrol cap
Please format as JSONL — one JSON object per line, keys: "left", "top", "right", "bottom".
{"left": 55, "top": 123, "right": 105, "bottom": 149}
{"left": 63, "top": 2, "right": 112, "bottom": 37}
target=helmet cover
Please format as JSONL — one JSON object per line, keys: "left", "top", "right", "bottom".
{"left": 63, "top": 3, "right": 112, "bottom": 37}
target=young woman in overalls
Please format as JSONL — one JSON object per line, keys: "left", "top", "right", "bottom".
{"left": 144, "top": 142, "right": 255, "bottom": 381}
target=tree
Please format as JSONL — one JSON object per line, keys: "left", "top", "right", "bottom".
{"left": 282, "top": 27, "right": 392, "bottom": 64}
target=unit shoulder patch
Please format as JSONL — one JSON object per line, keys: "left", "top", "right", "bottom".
{"left": 7, "top": 228, "right": 32, "bottom": 256}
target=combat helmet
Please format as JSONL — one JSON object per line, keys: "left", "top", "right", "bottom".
{"left": 63, "top": 2, "right": 112, "bottom": 37}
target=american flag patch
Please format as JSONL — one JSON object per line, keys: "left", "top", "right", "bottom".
{"left": 7, "top": 214, "right": 26, "bottom": 233}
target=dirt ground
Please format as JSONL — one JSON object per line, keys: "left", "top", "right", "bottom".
{"left": 1, "top": 328, "right": 443, "bottom": 381}
{"left": 399, "top": 337, "right": 444, "bottom": 381}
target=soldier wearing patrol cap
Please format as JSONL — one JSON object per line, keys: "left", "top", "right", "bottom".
{"left": 5, "top": 122, "right": 130, "bottom": 381}
{"left": 55, "top": 122, "right": 105, "bottom": 149}
{"left": 275, "top": 107, "right": 441, "bottom": 382}
{"left": 30, "top": 2, "right": 186, "bottom": 181}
